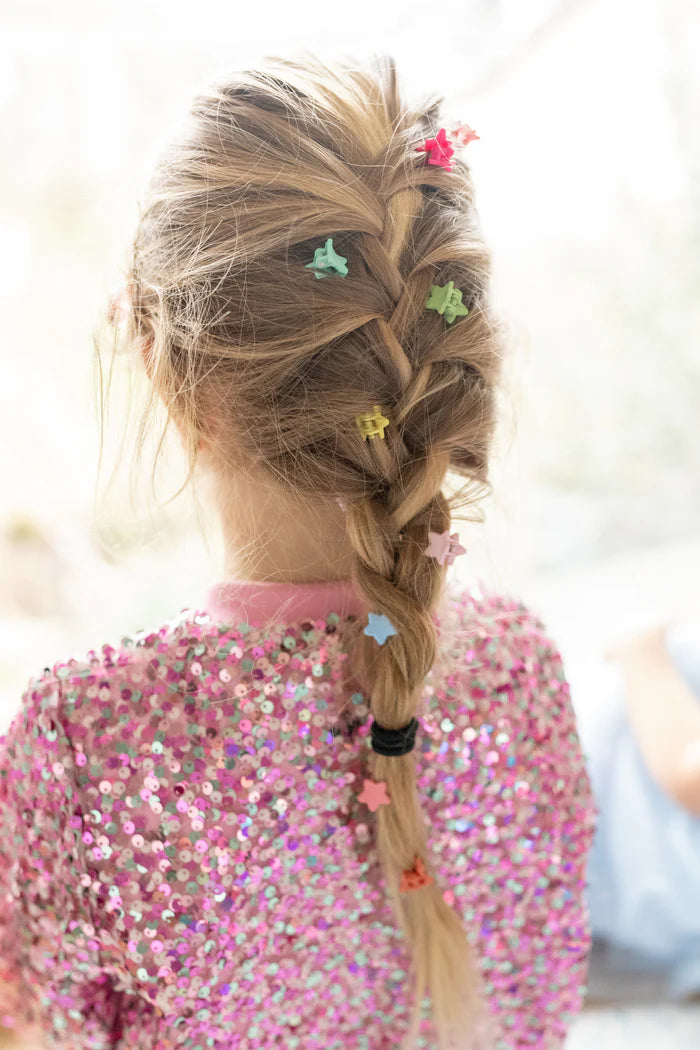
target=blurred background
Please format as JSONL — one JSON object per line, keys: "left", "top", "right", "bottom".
{"left": 1, "top": 0, "right": 699, "bottom": 1046}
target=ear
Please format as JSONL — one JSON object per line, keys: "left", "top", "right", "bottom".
{"left": 107, "top": 286, "right": 131, "bottom": 327}
{"left": 140, "top": 335, "right": 156, "bottom": 379}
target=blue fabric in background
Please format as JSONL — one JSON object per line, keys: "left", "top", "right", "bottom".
{"left": 566, "top": 617, "right": 700, "bottom": 998}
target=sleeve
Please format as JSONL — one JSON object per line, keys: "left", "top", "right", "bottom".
{"left": 498, "top": 608, "right": 598, "bottom": 1048}
{"left": 0, "top": 669, "right": 119, "bottom": 1048}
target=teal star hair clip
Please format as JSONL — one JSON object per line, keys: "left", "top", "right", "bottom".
{"left": 364, "top": 613, "right": 397, "bottom": 646}
{"left": 305, "top": 237, "right": 349, "bottom": 279}
{"left": 425, "top": 281, "right": 469, "bottom": 325}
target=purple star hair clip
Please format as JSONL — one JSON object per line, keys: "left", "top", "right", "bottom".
{"left": 424, "top": 530, "right": 467, "bottom": 567}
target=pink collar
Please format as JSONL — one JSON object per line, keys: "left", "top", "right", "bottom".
{"left": 203, "top": 577, "right": 369, "bottom": 625}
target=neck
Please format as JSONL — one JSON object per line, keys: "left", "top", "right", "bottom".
{"left": 211, "top": 470, "right": 356, "bottom": 584}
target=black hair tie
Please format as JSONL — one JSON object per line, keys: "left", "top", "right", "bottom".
{"left": 370, "top": 717, "right": 419, "bottom": 757}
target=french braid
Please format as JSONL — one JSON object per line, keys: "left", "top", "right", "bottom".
{"left": 347, "top": 160, "right": 486, "bottom": 1046}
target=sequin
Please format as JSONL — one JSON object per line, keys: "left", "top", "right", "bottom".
{"left": 0, "top": 582, "right": 594, "bottom": 1048}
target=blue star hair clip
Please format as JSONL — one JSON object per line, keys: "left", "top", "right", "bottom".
{"left": 305, "top": 237, "right": 349, "bottom": 279}
{"left": 364, "top": 612, "right": 397, "bottom": 645}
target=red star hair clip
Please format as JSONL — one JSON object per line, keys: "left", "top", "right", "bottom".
{"left": 399, "top": 856, "right": 434, "bottom": 893}
{"left": 415, "top": 128, "right": 455, "bottom": 172}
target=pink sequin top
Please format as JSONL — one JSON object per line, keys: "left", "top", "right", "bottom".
{"left": 0, "top": 577, "right": 595, "bottom": 1049}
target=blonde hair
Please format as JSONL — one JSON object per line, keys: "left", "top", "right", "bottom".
{"left": 106, "top": 53, "right": 505, "bottom": 1048}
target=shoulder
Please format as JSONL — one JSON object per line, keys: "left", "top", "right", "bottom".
{"left": 432, "top": 579, "right": 591, "bottom": 785}
{"left": 425, "top": 584, "right": 595, "bottom": 1038}
{"left": 9, "top": 602, "right": 341, "bottom": 747}
{"left": 1, "top": 606, "right": 206, "bottom": 750}
{"left": 0, "top": 666, "right": 65, "bottom": 799}
{"left": 436, "top": 578, "right": 567, "bottom": 686}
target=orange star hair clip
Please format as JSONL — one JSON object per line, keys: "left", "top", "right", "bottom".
{"left": 399, "top": 856, "right": 434, "bottom": 893}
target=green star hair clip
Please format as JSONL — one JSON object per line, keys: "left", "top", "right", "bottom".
{"left": 425, "top": 281, "right": 469, "bottom": 324}
{"left": 305, "top": 238, "right": 349, "bottom": 279}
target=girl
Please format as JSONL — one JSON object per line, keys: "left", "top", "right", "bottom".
{"left": 0, "top": 55, "right": 595, "bottom": 1049}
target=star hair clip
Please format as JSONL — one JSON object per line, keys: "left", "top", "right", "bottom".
{"left": 399, "top": 856, "right": 434, "bottom": 893}
{"left": 305, "top": 237, "right": 348, "bottom": 279}
{"left": 358, "top": 778, "right": 391, "bottom": 812}
{"left": 425, "top": 281, "right": 469, "bottom": 325}
{"left": 416, "top": 128, "right": 455, "bottom": 172}
{"left": 356, "top": 407, "right": 390, "bottom": 441}
{"left": 364, "top": 612, "right": 397, "bottom": 646}
{"left": 450, "top": 122, "right": 480, "bottom": 148}
{"left": 424, "top": 531, "right": 467, "bottom": 566}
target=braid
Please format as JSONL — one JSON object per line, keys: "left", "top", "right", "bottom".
{"left": 347, "top": 184, "right": 480, "bottom": 1046}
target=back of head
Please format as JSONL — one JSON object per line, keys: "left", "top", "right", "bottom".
{"left": 119, "top": 53, "right": 504, "bottom": 1048}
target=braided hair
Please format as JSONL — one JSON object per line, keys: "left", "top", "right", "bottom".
{"left": 118, "top": 53, "right": 503, "bottom": 1048}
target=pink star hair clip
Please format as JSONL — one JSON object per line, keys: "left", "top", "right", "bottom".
{"left": 416, "top": 128, "right": 455, "bottom": 172}
{"left": 424, "top": 530, "right": 467, "bottom": 567}
{"left": 358, "top": 778, "right": 391, "bottom": 812}
{"left": 450, "top": 122, "right": 480, "bottom": 147}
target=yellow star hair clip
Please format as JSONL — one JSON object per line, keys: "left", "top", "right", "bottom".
{"left": 356, "top": 406, "right": 390, "bottom": 441}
